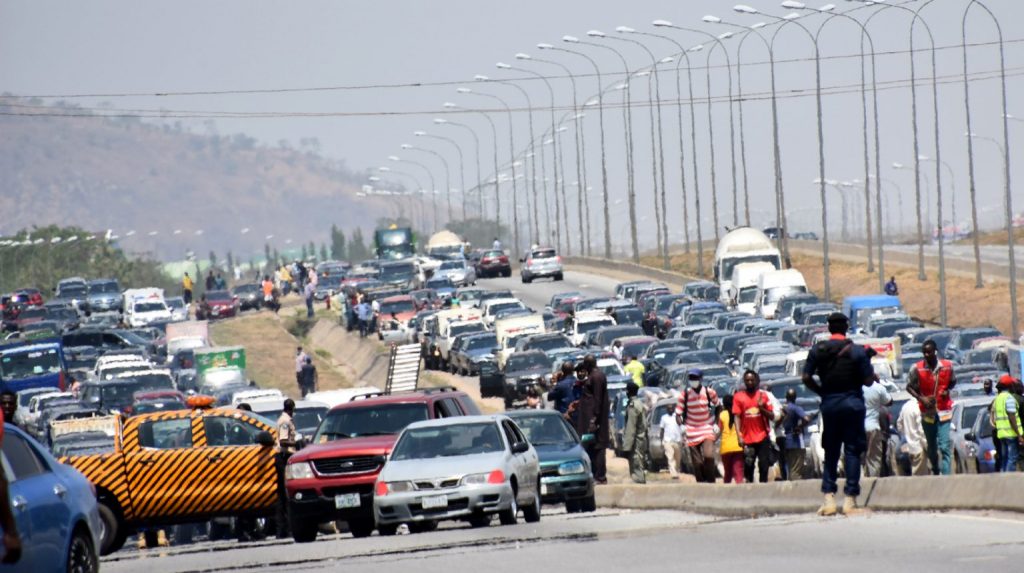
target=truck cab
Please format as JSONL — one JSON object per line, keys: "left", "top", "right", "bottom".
{"left": 713, "top": 227, "right": 782, "bottom": 299}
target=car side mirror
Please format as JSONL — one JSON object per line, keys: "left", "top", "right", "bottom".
{"left": 511, "top": 441, "right": 530, "bottom": 454}
{"left": 255, "top": 430, "right": 275, "bottom": 448}
{"left": 964, "top": 431, "right": 975, "bottom": 442}
{"left": 580, "top": 433, "right": 596, "bottom": 446}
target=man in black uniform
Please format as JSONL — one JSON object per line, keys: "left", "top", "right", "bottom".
{"left": 802, "top": 312, "right": 874, "bottom": 516}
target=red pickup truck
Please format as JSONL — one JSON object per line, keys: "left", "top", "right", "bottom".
{"left": 283, "top": 387, "right": 480, "bottom": 541}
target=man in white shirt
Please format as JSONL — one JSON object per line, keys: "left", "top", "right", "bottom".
{"left": 863, "top": 378, "right": 892, "bottom": 477}
{"left": 658, "top": 409, "right": 684, "bottom": 478}
{"left": 897, "top": 399, "right": 929, "bottom": 475}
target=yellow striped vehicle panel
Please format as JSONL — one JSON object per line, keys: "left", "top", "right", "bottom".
{"left": 62, "top": 408, "right": 277, "bottom": 525}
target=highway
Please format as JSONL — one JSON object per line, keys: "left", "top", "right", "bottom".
{"left": 101, "top": 508, "right": 1024, "bottom": 572}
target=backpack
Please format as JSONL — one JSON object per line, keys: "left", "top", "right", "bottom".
{"left": 681, "top": 386, "right": 721, "bottom": 424}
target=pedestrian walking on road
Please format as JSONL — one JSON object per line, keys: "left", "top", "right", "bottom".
{"left": 782, "top": 388, "right": 811, "bottom": 481}
{"left": 734, "top": 370, "right": 775, "bottom": 484}
{"left": 719, "top": 394, "right": 744, "bottom": 484}
{"left": 906, "top": 339, "right": 957, "bottom": 476}
{"left": 548, "top": 362, "right": 578, "bottom": 414}
{"left": 624, "top": 355, "right": 645, "bottom": 387}
{"left": 622, "top": 382, "right": 648, "bottom": 484}
{"left": 884, "top": 276, "right": 899, "bottom": 296}
{"left": 803, "top": 312, "right": 872, "bottom": 516}
{"left": 676, "top": 369, "right": 721, "bottom": 483}
{"left": 863, "top": 376, "right": 892, "bottom": 477}
{"left": 992, "top": 374, "right": 1023, "bottom": 472}
{"left": 356, "top": 299, "right": 372, "bottom": 338}
{"left": 897, "top": 395, "right": 930, "bottom": 475}
{"left": 182, "top": 272, "right": 194, "bottom": 305}
{"left": 579, "top": 354, "right": 610, "bottom": 484}
{"left": 658, "top": 405, "right": 683, "bottom": 479}
{"left": 299, "top": 357, "right": 318, "bottom": 398}
{"left": 205, "top": 270, "right": 215, "bottom": 292}
{"left": 295, "top": 347, "right": 308, "bottom": 391}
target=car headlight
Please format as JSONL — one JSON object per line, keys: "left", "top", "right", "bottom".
{"left": 385, "top": 480, "right": 414, "bottom": 493}
{"left": 461, "top": 472, "right": 491, "bottom": 485}
{"left": 285, "top": 461, "right": 315, "bottom": 480}
{"left": 558, "top": 461, "right": 587, "bottom": 475}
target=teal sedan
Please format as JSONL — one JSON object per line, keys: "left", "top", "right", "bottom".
{"left": 506, "top": 410, "right": 595, "bottom": 513}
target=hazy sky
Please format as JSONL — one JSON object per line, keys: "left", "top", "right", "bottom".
{"left": 2, "top": 0, "right": 1022, "bottom": 252}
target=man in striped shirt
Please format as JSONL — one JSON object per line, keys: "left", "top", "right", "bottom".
{"left": 675, "top": 368, "right": 721, "bottom": 483}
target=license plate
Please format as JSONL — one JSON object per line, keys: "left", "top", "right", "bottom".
{"left": 334, "top": 493, "right": 361, "bottom": 509}
{"left": 541, "top": 484, "right": 550, "bottom": 496}
{"left": 421, "top": 495, "right": 448, "bottom": 509}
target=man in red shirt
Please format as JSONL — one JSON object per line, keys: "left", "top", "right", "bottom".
{"left": 906, "top": 339, "right": 957, "bottom": 475}
{"left": 732, "top": 370, "right": 774, "bottom": 483}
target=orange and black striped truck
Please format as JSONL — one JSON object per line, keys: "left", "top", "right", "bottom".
{"left": 61, "top": 407, "right": 278, "bottom": 555}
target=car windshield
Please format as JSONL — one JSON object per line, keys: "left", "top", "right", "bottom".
{"left": 622, "top": 341, "right": 653, "bottom": 358}
{"left": 466, "top": 335, "right": 498, "bottom": 350}
{"left": 19, "top": 308, "right": 47, "bottom": 319}
{"left": 459, "top": 290, "right": 483, "bottom": 302}
{"left": 483, "top": 250, "right": 503, "bottom": 258}
{"left": 380, "top": 299, "right": 416, "bottom": 315}
{"left": 391, "top": 422, "right": 504, "bottom": 460}
{"left": 600, "top": 362, "right": 625, "bottom": 376}
{"left": 123, "top": 373, "right": 174, "bottom": 390}
{"left": 489, "top": 301, "right": 522, "bottom": 314}
{"left": 451, "top": 323, "right": 485, "bottom": 337}
{"left": 737, "top": 287, "right": 758, "bottom": 303}
{"left": 97, "top": 383, "right": 143, "bottom": 404}
{"left": 960, "top": 329, "right": 1002, "bottom": 349}
{"left": 166, "top": 298, "right": 185, "bottom": 310}
{"left": 615, "top": 309, "right": 643, "bottom": 324}
{"left": 532, "top": 249, "right": 557, "bottom": 259}
{"left": 89, "top": 282, "right": 119, "bottom": 294}
{"left": 439, "top": 261, "right": 463, "bottom": 270}
{"left": 59, "top": 285, "right": 88, "bottom": 297}
{"left": 427, "top": 278, "right": 453, "bottom": 289}
{"left": 578, "top": 319, "right": 614, "bottom": 333}
{"left": 0, "top": 347, "right": 61, "bottom": 380}
{"left": 207, "top": 291, "right": 233, "bottom": 302}
{"left": 527, "top": 336, "right": 570, "bottom": 352}
{"left": 380, "top": 264, "right": 415, "bottom": 280}
{"left": 314, "top": 403, "right": 429, "bottom": 442}
{"left": 961, "top": 404, "right": 987, "bottom": 429}
{"left": 134, "top": 401, "right": 187, "bottom": 415}
{"left": 721, "top": 255, "right": 781, "bottom": 280}
{"left": 512, "top": 414, "right": 574, "bottom": 446}
{"left": 259, "top": 407, "right": 327, "bottom": 430}
{"left": 135, "top": 302, "right": 167, "bottom": 313}
{"left": 234, "top": 284, "right": 259, "bottom": 294}
{"left": 507, "top": 353, "right": 549, "bottom": 371}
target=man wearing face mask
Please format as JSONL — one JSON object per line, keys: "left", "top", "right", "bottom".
{"left": 675, "top": 369, "right": 721, "bottom": 483}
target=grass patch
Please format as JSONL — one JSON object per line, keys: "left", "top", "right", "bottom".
{"left": 211, "top": 313, "right": 351, "bottom": 398}
{"left": 314, "top": 348, "right": 332, "bottom": 360}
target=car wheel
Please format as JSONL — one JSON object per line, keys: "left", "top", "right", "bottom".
{"left": 348, "top": 519, "right": 375, "bottom": 538}
{"left": 290, "top": 519, "right": 318, "bottom": 543}
{"left": 409, "top": 520, "right": 438, "bottom": 534}
{"left": 554, "top": 273, "right": 564, "bottom": 281}
{"left": 522, "top": 483, "right": 541, "bottom": 523}
{"left": 67, "top": 528, "right": 99, "bottom": 573}
{"left": 468, "top": 513, "right": 492, "bottom": 528}
{"left": 97, "top": 502, "right": 126, "bottom": 556}
{"left": 503, "top": 269, "right": 511, "bottom": 278}
{"left": 498, "top": 491, "right": 518, "bottom": 525}
{"left": 565, "top": 499, "right": 581, "bottom": 514}
{"left": 377, "top": 523, "right": 399, "bottom": 536}
{"left": 579, "top": 494, "right": 596, "bottom": 513}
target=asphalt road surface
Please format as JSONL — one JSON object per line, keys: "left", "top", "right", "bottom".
{"left": 102, "top": 509, "right": 1024, "bottom": 572}
{"left": 478, "top": 268, "right": 623, "bottom": 312}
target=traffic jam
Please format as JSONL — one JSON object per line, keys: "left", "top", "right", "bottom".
{"left": 0, "top": 226, "right": 1017, "bottom": 570}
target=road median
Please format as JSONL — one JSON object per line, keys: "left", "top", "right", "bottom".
{"left": 596, "top": 474, "right": 1024, "bottom": 516}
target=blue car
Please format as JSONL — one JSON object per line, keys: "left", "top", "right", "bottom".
{"left": 970, "top": 409, "right": 998, "bottom": 474}
{"left": 1, "top": 423, "right": 101, "bottom": 571}
{"left": 506, "top": 410, "right": 595, "bottom": 513}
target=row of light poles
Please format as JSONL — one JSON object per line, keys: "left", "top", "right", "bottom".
{"left": 366, "top": 0, "right": 1015, "bottom": 334}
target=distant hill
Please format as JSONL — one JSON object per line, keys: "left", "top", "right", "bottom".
{"left": 0, "top": 97, "right": 389, "bottom": 260}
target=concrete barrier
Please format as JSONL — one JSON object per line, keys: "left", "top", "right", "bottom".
{"left": 307, "top": 319, "right": 392, "bottom": 385}
{"left": 596, "top": 474, "right": 1024, "bottom": 516}
{"left": 563, "top": 256, "right": 698, "bottom": 287}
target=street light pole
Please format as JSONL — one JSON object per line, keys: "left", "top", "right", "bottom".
{"left": 434, "top": 118, "right": 482, "bottom": 220}
{"left": 414, "top": 131, "right": 466, "bottom": 222}
{"left": 558, "top": 38, "right": 612, "bottom": 259}
{"left": 402, "top": 143, "right": 451, "bottom": 227}
{"left": 388, "top": 156, "right": 437, "bottom": 233}
{"left": 444, "top": 102, "right": 500, "bottom": 225}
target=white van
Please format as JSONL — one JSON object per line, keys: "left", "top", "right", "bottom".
{"left": 122, "top": 288, "right": 172, "bottom": 327}
{"left": 725, "top": 262, "right": 777, "bottom": 314}
{"left": 569, "top": 312, "right": 616, "bottom": 347}
{"left": 480, "top": 297, "right": 525, "bottom": 328}
{"left": 494, "top": 314, "right": 546, "bottom": 367}
{"left": 754, "top": 269, "right": 808, "bottom": 319}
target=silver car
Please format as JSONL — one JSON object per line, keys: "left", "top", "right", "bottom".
{"left": 374, "top": 415, "right": 541, "bottom": 531}
{"left": 434, "top": 259, "right": 477, "bottom": 288}
{"left": 520, "top": 247, "right": 563, "bottom": 283}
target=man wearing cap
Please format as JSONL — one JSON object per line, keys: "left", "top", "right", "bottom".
{"left": 991, "top": 374, "right": 1023, "bottom": 472}
{"left": 906, "top": 339, "right": 957, "bottom": 475}
{"left": 621, "top": 382, "right": 648, "bottom": 484}
{"left": 675, "top": 368, "right": 721, "bottom": 483}
{"left": 803, "top": 312, "right": 873, "bottom": 516}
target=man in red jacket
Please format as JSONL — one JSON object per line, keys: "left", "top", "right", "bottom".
{"left": 906, "top": 339, "right": 957, "bottom": 475}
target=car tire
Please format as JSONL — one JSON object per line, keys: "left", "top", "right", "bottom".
{"left": 498, "top": 492, "right": 518, "bottom": 526}
{"left": 97, "top": 502, "right": 126, "bottom": 556}
{"left": 565, "top": 499, "right": 581, "bottom": 514}
{"left": 502, "top": 269, "right": 511, "bottom": 278}
{"left": 409, "top": 520, "right": 438, "bottom": 534}
{"left": 377, "top": 523, "right": 399, "bottom": 536}
{"left": 67, "top": 528, "right": 99, "bottom": 573}
{"left": 348, "top": 519, "right": 375, "bottom": 538}
{"left": 522, "top": 484, "right": 541, "bottom": 523}
{"left": 468, "top": 513, "right": 492, "bottom": 528}
{"left": 290, "top": 519, "right": 318, "bottom": 543}
{"left": 143, "top": 530, "right": 160, "bottom": 548}
{"left": 555, "top": 273, "right": 564, "bottom": 281}
{"left": 580, "top": 494, "right": 597, "bottom": 513}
